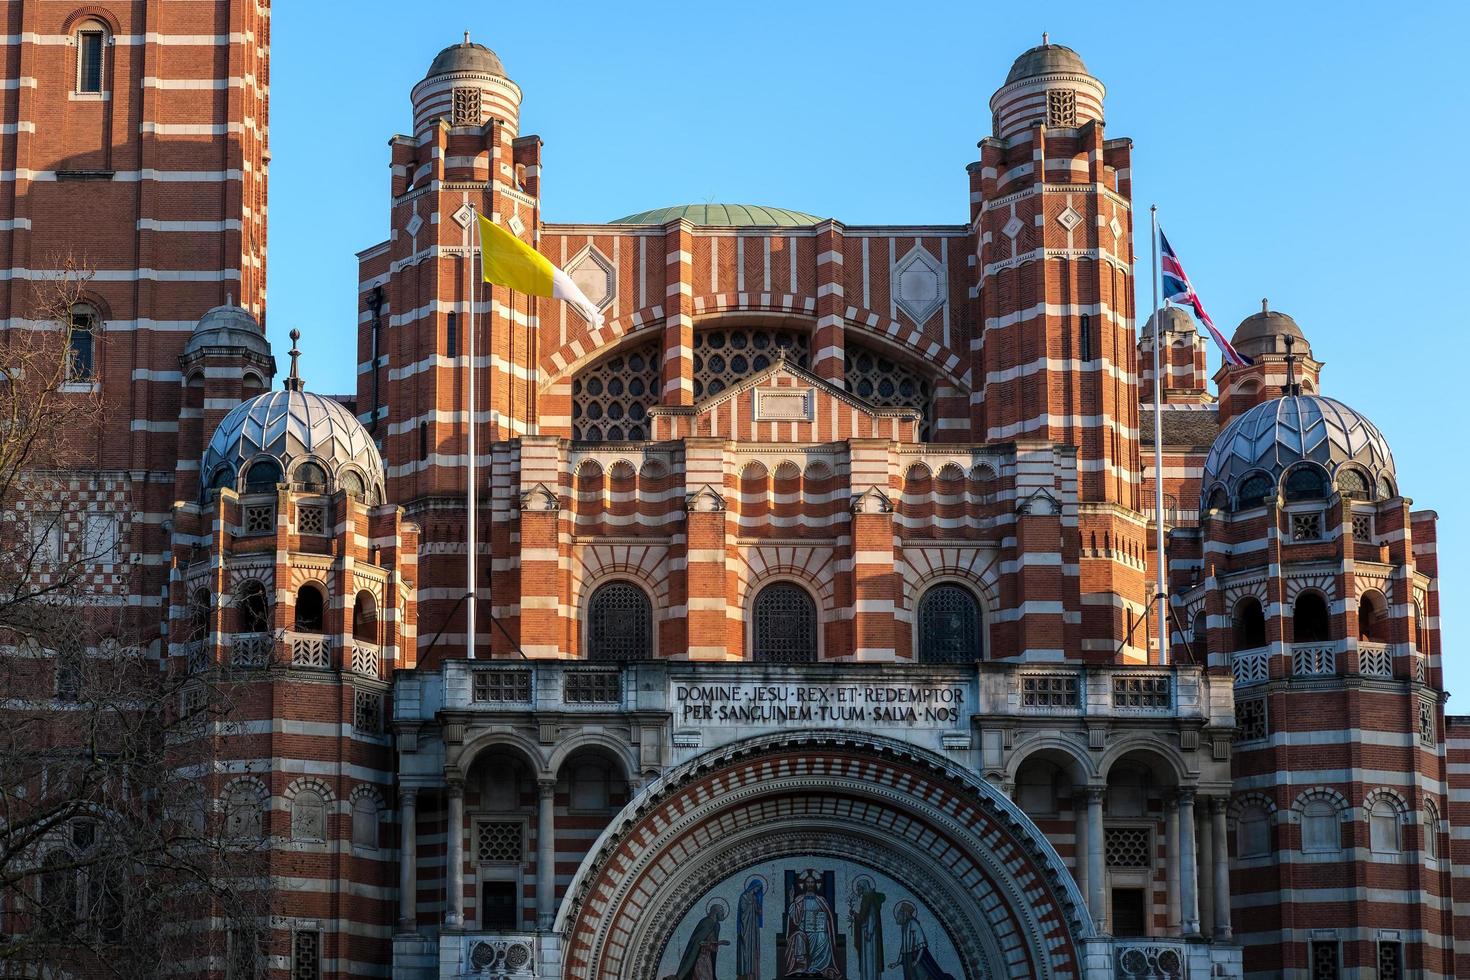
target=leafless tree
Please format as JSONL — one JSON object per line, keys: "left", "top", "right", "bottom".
{"left": 0, "top": 260, "right": 269, "bottom": 978}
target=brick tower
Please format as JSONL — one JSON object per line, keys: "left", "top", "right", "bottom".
{"left": 0, "top": 0, "right": 270, "bottom": 641}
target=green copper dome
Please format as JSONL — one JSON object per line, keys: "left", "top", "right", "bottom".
{"left": 609, "top": 203, "right": 825, "bottom": 227}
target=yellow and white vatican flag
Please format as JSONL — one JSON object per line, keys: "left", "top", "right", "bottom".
{"left": 477, "top": 214, "right": 603, "bottom": 327}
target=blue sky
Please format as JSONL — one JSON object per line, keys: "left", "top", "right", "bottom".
{"left": 267, "top": 1, "right": 1469, "bottom": 698}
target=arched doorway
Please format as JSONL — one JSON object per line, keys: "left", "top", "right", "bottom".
{"left": 557, "top": 733, "right": 1090, "bottom": 979}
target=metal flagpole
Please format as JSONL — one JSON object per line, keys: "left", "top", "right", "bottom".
{"left": 465, "top": 200, "right": 478, "bottom": 660}
{"left": 1149, "top": 205, "right": 1168, "bottom": 665}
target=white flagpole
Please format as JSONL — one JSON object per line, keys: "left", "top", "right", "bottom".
{"left": 1150, "top": 205, "right": 1168, "bottom": 665}
{"left": 465, "top": 201, "right": 478, "bottom": 661}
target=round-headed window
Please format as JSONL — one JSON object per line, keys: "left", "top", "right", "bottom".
{"left": 752, "top": 583, "right": 817, "bottom": 663}
{"left": 917, "top": 585, "right": 982, "bottom": 663}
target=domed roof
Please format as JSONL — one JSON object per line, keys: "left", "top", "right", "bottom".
{"left": 183, "top": 303, "right": 272, "bottom": 361}
{"left": 1201, "top": 394, "right": 1395, "bottom": 509}
{"left": 1005, "top": 40, "right": 1089, "bottom": 83}
{"left": 1144, "top": 306, "right": 1196, "bottom": 335}
{"left": 1230, "top": 303, "right": 1309, "bottom": 359}
{"left": 425, "top": 36, "right": 505, "bottom": 78}
{"left": 609, "top": 203, "right": 825, "bottom": 227}
{"left": 200, "top": 332, "right": 385, "bottom": 502}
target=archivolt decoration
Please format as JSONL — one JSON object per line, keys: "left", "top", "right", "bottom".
{"left": 557, "top": 731, "right": 1091, "bottom": 980}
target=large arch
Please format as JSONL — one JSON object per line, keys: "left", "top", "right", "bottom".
{"left": 557, "top": 731, "right": 1090, "bottom": 979}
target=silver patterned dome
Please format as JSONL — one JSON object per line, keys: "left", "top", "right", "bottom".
{"left": 1200, "top": 395, "right": 1396, "bottom": 511}
{"left": 200, "top": 331, "right": 385, "bottom": 502}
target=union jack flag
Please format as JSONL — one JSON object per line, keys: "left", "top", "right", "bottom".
{"left": 1159, "top": 228, "right": 1251, "bottom": 367}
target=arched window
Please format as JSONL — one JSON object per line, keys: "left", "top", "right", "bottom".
{"left": 341, "top": 470, "right": 366, "bottom": 499}
{"left": 1377, "top": 476, "right": 1396, "bottom": 500}
{"left": 1283, "top": 465, "right": 1328, "bottom": 502}
{"left": 752, "top": 583, "right": 817, "bottom": 663}
{"left": 1015, "top": 760, "right": 1070, "bottom": 816}
{"left": 74, "top": 22, "right": 108, "bottom": 94}
{"left": 572, "top": 341, "right": 661, "bottom": 440}
{"left": 845, "top": 341, "right": 935, "bottom": 440}
{"left": 208, "top": 466, "right": 233, "bottom": 493}
{"left": 38, "top": 850, "right": 80, "bottom": 937}
{"left": 586, "top": 581, "right": 652, "bottom": 661}
{"left": 291, "top": 791, "right": 327, "bottom": 842}
{"left": 1237, "top": 805, "right": 1271, "bottom": 858}
{"left": 1232, "top": 597, "right": 1266, "bottom": 649}
{"left": 1369, "top": 799, "right": 1401, "bottom": 853}
{"left": 1337, "top": 468, "right": 1370, "bottom": 500}
{"left": 692, "top": 327, "right": 811, "bottom": 399}
{"left": 242, "top": 372, "right": 265, "bottom": 396}
{"left": 1422, "top": 801, "right": 1440, "bottom": 860}
{"left": 569, "top": 761, "right": 611, "bottom": 812}
{"left": 1204, "top": 486, "right": 1228, "bottom": 512}
{"left": 190, "top": 588, "right": 212, "bottom": 644}
{"left": 351, "top": 796, "right": 379, "bottom": 849}
{"left": 352, "top": 591, "right": 378, "bottom": 643}
{"left": 243, "top": 458, "right": 282, "bottom": 492}
{"left": 1235, "top": 473, "right": 1274, "bottom": 509}
{"left": 1358, "top": 591, "right": 1387, "bottom": 642}
{"left": 1301, "top": 799, "right": 1339, "bottom": 853}
{"left": 1191, "top": 611, "right": 1208, "bottom": 661}
{"left": 295, "top": 584, "right": 325, "bottom": 633}
{"left": 237, "top": 581, "right": 270, "bottom": 634}
{"left": 1293, "top": 592, "right": 1331, "bottom": 643}
{"left": 917, "top": 584, "right": 982, "bottom": 663}
{"left": 224, "top": 783, "right": 265, "bottom": 840}
{"left": 66, "top": 303, "right": 97, "bottom": 381}
{"left": 294, "top": 461, "right": 328, "bottom": 492}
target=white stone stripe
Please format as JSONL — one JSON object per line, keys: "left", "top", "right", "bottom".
{"left": 0, "top": 267, "right": 239, "bottom": 282}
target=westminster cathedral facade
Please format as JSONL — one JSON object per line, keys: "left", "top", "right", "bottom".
{"left": 0, "top": 3, "right": 1464, "bottom": 978}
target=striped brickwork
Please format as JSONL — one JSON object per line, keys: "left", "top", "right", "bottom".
{"left": 166, "top": 484, "right": 418, "bottom": 979}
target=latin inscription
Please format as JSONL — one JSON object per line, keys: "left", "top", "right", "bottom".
{"left": 673, "top": 682, "right": 966, "bottom": 728}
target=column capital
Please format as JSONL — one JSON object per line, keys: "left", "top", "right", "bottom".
{"left": 1176, "top": 787, "right": 1197, "bottom": 805}
{"left": 1208, "top": 795, "right": 1229, "bottom": 815}
{"left": 1164, "top": 793, "right": 1179, "bottom": 813}
{"left": 446, "top": 777, "right": 465, "bottom": 798}
{"left": 538, "top": 777, "right": 557, "bottom": 798}
{"left": 1085, "top": 786, "right": 1107, "bottom": 804}
{"left": 399, "top": 786, "right": 419, "bottom": 806}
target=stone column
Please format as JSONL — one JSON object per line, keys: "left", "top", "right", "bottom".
{"left": 445, "top": 781, "right": 465, "bottom": 928}
{"left": 398, "top": 788, "right": 418, "bottom": 932}
{"left": 1196, "top": 803, "right": 1214, "bottom": 936}
{"left": 1164, "top": 793, "right": 1181, "bottom": 934}
{"left": 1211, "top": 797, "right": 1233, "bottom": 940}
{"left": 1178, "top": 788, "right": 1200, "bottom": 936}
{"left": 1073, "top": 794, "right": 1090, "bottom": 908}
{"left": 1086, "top": 787, "right": 1107, "bottom": 933}
{"left": 536, "top": 779, "right": 557, "bottom": 928}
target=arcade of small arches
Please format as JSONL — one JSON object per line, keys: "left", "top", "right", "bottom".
{"left": 1190, "top": 586, "right": 1426, "bottom": 660}
{"left": 578, "top": 577, "right": 990, "bottom": 663}
{"left": 203, "top": 454, "right": 380, "bottom": 504}
{"left": 1202, "top": 460, "right": 1395, "bottom": 514}
{"left": 568, "top": 323, "right": 942, "bottom": 441}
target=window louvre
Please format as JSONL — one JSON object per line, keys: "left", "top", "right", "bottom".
{"left": 845, "top": 341, "right": 934, "bottom": 440}
{"left": 475, "top": 820, "right": 524, "bottom": 862}
{"left": 586, "top": 582, "right": 651, "bottom": 661}
{"left": 291, "top": 930, "right": 320, "bottom": 980}
{"left": 1021, "top": 673, "right": 1078, "bottom": 709}
{"left": 693, "top": 327, "right": 810, "bottom": 400}
{"left": 752, "top": 583, "right": 817, "bottom": 663}
{"left": 571, "top": 341, "right": 660, "bottom": 441}
{"left": 917, "top": 585, "right": 981, "bottom": 663}
{"left": 564, "top": 669, "right": 622, "bottom": 703}
{"left": 473, "top": 669, "right": 532, "bottom": 702}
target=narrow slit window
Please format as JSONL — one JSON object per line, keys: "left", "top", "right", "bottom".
{"left": 447, "top": 312, "right": 458, "bottom": 357}
{"left": 77, "top": 30, "right": 105, "bottom": 94}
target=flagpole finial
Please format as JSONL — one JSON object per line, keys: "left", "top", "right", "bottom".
{"left": 463, "top": 30, "right": 471, "bottom": 45}
{"left": 1262, "top": 297, "right": 1269, "bottom": 313}
{"left": 285, "top": 328, "right": 304, "bottom": 392}
{"left": 1283, "top": 334, "right": 1299, "bottom": 397}
{"left": 1042, "top": 31, "right": 1049, "bottom": 45}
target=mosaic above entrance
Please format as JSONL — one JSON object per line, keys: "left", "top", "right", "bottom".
{"left": 657, "top": 857, "right": 966, "bottom": 980}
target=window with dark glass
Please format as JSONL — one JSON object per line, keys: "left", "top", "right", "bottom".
{"left": 67, "top": 306, "right": 95, "bottom": 381}
{"left": 917, "top": 584, "right": 982, "bottom": 663}
{"left": 1079, "top": 314, "right": 1092, "bottom": 361}
{"left": 752, "top": 583, "right": 817, "bottom": 663}
{"left": 1293, "top": 592, "right": 1331, "bottom": 643}
{"left": 1336, "top": 467, "right": 1370, "bottom": 500}
{"left": 1283, "top": 465, "right": 1328, "bottom": 501}
{"left": 244, "top": 458, "right": 282, "bottom": 492}
{"left": 586, "top": 581, "right": 651, "bottom": 661}
{"left": 77, "top": 30, "right": 105, "bottom": 94}
{"left": 238, "top": 581, "right": 270, "bottom": 634}
{"left": 294, "top": 461, "right": 328, "bottom": 492}
{"left": 479, "top": 881, "right": 518, "bottom": 931}
{"left": 1232, "top": 597, "right": 1266, "bottom": 649}
{"left": 1235, "top": 473, "right": 1274, "bottom": 509}
{"left": 447, "top": 312, "right": 458, "bottom": 357}
{"left": 295, "top": 585, "right": 325, "bottom": 632}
